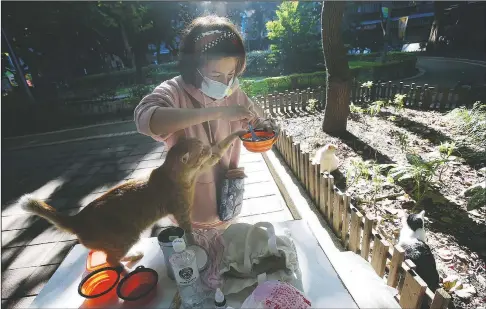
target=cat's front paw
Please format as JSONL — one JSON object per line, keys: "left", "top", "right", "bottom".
{"left": 120, "top": 250, "right": 144, "bottom": 262}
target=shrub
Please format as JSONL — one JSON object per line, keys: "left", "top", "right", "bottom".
{"left": 446, "top": 101, "right": 486, "bottom": 148}
{"left": 244, "top": 50, "right": 279, "bottom": 77}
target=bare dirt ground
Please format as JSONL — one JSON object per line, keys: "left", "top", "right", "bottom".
{"left": 278, "top": 107, "right": 486, "bottom": 309}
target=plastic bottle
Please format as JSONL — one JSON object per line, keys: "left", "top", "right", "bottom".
{"left": 169, "top": 238, "right": 204, "bottom": 309}
{"left": 214, "top": 288, "right": 226, "bottom": 309}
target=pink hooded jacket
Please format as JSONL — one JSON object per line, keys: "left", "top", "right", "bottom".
{"left": 134, "top": 76, "right": 262, "bottom": 229}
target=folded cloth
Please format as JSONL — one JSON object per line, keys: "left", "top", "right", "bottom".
{"left": 240, "top": 280, "right": 311, "bottom": 309}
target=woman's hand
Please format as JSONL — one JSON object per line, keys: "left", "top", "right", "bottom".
{"left": 254, "top": 118, "right": 280, "bottom": 133}
{"left": 220, "top": 105, "right": 256, "bottom": 122}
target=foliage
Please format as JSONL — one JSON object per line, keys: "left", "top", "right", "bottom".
{"left": 447, "top": 101, "right": 486, "bottom": 148}
{"left": 349, "top": 103, "right": 366, "bottom": 114}
{"left": 345, "top": 159, "right": 387, "bottom": 205}
{"left": 266, "top": 1, "right": 322, "bottom": 74}
{"left": 366, "top": 93, "right": 407, "bottom": 116}
{"left": 391, "top": 130, "right": 409, "bottom": 152}
{"left": 244, "top": 50, "right": 277, "bottom": 77}
{"left": 466, "top": 186, "right": 486, "bottom": 211}
{"left": 388, "top": 142, "right": 455, "bottom": 204}
{"left": 129, "top": 84, "right": 154, "bottom": 101}
{"left": 307, "top": 99, "right": 318, "bottom": 112}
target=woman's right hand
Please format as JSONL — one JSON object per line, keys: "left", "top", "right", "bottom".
{"left": 220, "top": 105, "right": 255, "bottom": 121}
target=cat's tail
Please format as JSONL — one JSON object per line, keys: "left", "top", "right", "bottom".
{"left": 19, "top": 194, "right": 77, "bottom": 234}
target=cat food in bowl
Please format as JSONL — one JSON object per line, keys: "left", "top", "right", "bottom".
{"left": 240, "top": 130, "right": 277, "bottom": 153}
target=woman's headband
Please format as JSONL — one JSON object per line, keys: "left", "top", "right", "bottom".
{"left": 194, "top": 30, "right": 238, "bottom": 53}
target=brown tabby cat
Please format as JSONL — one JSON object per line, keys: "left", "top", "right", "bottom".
{"left": 20, "top": 130, "right": 247, "bottom": 267}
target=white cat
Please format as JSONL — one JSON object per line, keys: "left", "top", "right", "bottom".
{"left": 312, "top": 144, "right": 339, "bottom": 173}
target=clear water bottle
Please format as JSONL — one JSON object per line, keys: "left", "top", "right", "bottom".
{"left": 169, "top": 238, "right": 204, "bottom": 309}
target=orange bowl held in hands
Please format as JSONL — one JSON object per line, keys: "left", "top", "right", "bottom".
{"left": 240, "top": 130, "right": 278, "bottom": 153}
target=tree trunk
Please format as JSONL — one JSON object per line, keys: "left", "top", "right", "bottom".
{"left": 321, "top": 1, "right": 351, "bottom": 135}
{"left": 120, "top": 23, "right": 136, "bottom": 68}
{"left": 133, "top": 46, "right": 145, "bottom": 84}
{"left": 427, "top": 1, "right": 447, "bottom": 53}
{"left": 156, "top": 38, "right": 162, "bottom": 64}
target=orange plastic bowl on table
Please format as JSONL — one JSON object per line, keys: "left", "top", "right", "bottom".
{"left": 240, "top": 130, "right": 278, "bottom": 153}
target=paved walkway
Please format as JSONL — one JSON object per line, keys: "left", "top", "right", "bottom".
{"left": 1, "top": 133, "right": 293, "bottom": 308}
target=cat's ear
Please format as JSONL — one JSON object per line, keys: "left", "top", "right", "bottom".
{"left": 181, "top": 152, "right": 190, "bottom": 164}
{"left": 418, "top": 210, "right": 425, "bottom": 218}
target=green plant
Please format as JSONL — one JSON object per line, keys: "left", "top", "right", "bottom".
{"left": 307, "top": 98, "right": 318, "bottom": 112}
{"left": 129, "top": 84, "right": 154, "bottom": 100}
{"left": 350, "top": 103, "right": 365, "bottom": 114}
{"left": 345, "top": 159, "right": 386, "bottom": 205}
{"left": 437, "top": 141, "right": 456, "bottom": 181}
{"left": 368, "top": 100, "right": 386, "bottom": 116}
{"left": 390, "top": 130, "right": 409, "bottom": 152}
{"left": 388, "top": 151, "right": 451, "bottom": 204}
{"left": 447, "top": 101, "right": 486, "bottom": 148}
{"left": 362, "top": 81, "right": 373, "bottom": 88}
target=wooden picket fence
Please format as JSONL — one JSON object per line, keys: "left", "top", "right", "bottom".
{"left": 252, "top": 81, "right": 485, "bottom": 116}
{"left": 270, "top": 130, "right": 452, "bottom": 309}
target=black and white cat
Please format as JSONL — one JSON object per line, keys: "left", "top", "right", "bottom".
{"left": 398, "top": 210, "right": 440, "bottom": 291}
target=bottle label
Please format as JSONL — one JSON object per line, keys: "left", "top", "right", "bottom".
{"left": 173, "top": 259, "right": 200, "bottom": 286}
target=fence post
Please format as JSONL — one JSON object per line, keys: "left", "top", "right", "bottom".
{"left": 348, "top": 207, "right": 362, "bottom": 254}
{"left": 440, "top": 88, "right": 449, "bottom": 110}
{"left": 314, "top": 164, "right": 320, "bottom": 205}
{"left": 309, "top": 162, "right": 316, "bottom": 202}
{"left": 290, "top": 92, "right": 296, "bottom": 113}
{"left": 415, "top": 86, "right": 422, "bottom": 109}
{"left": 423, "top": 85, "right": 432, "bottom": 109}
{"left": 301, "top": 89, "right": 308, "bottom": 111}
{"left": 326, "top": 175, "right": 334, "bottom": 222}
{"left": 430, "top": 288, "right": 451, "bottom": 309}
{"left": 409, "top": 83, "right": 416, "bottom": 107}
{"left": 387, "top": 81, "right": 393, "bottom": 101}
{"left": 371, "top": 233, "right": 389, "bottom": 277}
{"left": 361, "top": 214, "right": 374, "bottom": 260}
{"left": 332, "top": 190, "right": 343, "bottom": 235}
{"left": 399, "top": 269, "right": 427, "bottom": 309}
{"left": 320, "top": 173, "right": 328, "bottom": 216}
{"left": 284, "top": 90, "right": 289, "bottom": 113}
{"left": 299, "top": 150, "right": 305, "bottom": 185}
{"left": 341, "top": 194, "right": 351, "bottom": 248}
{"left": 398, "top": 81, "right": 404, "bottom": 95}
{"left": 387, "top": 245, "right": 405, "bottom": 288}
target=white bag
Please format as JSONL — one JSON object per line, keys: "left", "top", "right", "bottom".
{"left": 219, "top": 222, "right": 301, "bottom": 295}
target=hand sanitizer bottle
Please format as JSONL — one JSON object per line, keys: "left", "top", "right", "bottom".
{"left": 169, "top": 238, "right": 204, "bottom": 309}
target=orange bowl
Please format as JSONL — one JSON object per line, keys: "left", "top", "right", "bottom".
{"left": 240, "top": 130, "right": 277, "bottom": 153}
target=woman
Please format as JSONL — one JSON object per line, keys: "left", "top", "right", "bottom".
{"left": 134, "top": 15, "right": 277, "bottom": 229}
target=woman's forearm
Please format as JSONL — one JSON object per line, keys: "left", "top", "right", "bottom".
{"left": 149, "top": 107, "right": 224, "bottom": 136}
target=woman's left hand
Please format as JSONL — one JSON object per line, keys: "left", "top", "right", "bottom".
{"left": 254, "top": 118, "right": 280, "bottom": 134}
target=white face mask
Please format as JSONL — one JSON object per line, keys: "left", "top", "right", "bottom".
{"left": 198, "top": 69, "right": 239, "bottom": 100}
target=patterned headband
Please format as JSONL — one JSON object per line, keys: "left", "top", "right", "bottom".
{"left": 194, "top": 30, "right": 238, "bottom": 53}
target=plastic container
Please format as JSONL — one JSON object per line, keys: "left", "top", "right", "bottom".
{"left": 78, "top": 265, "right": 158, "bottom": 304}
{"left": 158, "top": 226, "right": 186, "bottom": 280}
{"left": 240, "top": 130, "right": 277, "bottom": 153}
{"left": 117, "top": 266, "right": 158, "bottom": 303}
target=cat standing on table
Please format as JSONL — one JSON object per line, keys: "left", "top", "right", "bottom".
{"left": 134, "top": 16, "right": 277, "bottom": 229}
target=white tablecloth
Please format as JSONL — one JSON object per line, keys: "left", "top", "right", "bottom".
{"left": 30, "top": 220, "right": 358, "bottom": 309}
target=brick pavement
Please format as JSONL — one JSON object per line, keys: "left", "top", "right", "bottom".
{"left": 1, "top": 133, "right": 292, "bottom": 308}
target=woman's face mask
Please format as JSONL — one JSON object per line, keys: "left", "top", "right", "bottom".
{"left": 198, "top": 69, "right": 239, "bottom": 100}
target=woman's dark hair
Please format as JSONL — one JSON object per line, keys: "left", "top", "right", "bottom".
{"left": 179, "top": 15, "right": 246, "bottom": 88}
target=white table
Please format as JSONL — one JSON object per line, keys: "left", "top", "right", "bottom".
{"left": 30, "top": 220, "right": 358, "bottom": 309}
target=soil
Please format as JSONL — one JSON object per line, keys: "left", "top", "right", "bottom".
{"left": 277, "top": 107, "right": 486, "bottom": 309}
